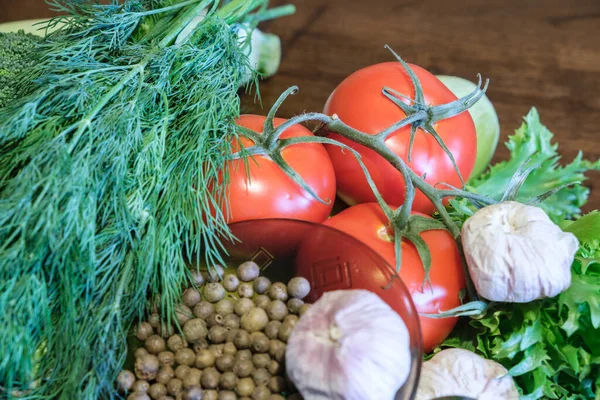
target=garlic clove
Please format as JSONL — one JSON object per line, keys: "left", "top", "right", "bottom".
{"left": 415, "top": 348, "right": 519, "bottom": 400}
{"left": 461, "top": 201, "right": 579, "bottom": 303}
{"left": 285, "top": 289, "right": 411, "bottom": 400}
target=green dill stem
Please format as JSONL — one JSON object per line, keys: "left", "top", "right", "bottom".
{"left": 249, "top": 5, "right": 297, "bottom": 22}
{"left": 67, "top": 0, "right": 215, "bottom": 153}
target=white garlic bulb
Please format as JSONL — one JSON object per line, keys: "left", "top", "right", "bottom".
{"left": 415, "top": 348, "right": 519, "bottom": 400}
{"left": 461, "top": 201, "right": 579, "bottom": 303}
{"left": 285, "top": 289, "right": 411, "bottom": 400}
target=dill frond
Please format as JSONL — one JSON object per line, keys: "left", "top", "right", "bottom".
{"left": 0, "top": 0, "right": 267, "bottom": 397}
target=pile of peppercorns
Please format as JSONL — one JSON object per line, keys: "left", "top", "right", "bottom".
{"left": 116, "top": 261, "right": 311, "bottom": 400}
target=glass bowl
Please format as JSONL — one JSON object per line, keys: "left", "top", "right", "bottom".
{"left": 222, "top": 218, "right": 423, "bottom": 400}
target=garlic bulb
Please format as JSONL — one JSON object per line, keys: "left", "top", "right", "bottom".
{"left": 415, "top": 348, "right": 519, "bottom": 399}
{"left": 461, "top": 201, "right": 579, "bottom": 303}
{"left": 285, "top": 289, "right": 411, "bottom": 400}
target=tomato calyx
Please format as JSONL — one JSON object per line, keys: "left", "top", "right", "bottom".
{"left": 380, "top": 45, "right": 489, "bottom": 185}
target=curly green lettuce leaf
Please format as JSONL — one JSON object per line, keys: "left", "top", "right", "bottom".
{"left": 435, "top": 212, "right": 600, "bottom": 399}
{"left": 468, "top": 107, "right": 600, "bottom": 222}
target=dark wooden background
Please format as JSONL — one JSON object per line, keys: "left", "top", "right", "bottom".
{"left": 2, "top": 0, "right": 599, "bottom": 211}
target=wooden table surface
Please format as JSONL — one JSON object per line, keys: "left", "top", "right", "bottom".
{"left": 3, "top": 0, "right": 600, "bottom": 211}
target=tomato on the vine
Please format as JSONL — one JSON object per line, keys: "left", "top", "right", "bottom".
{"left": 319, "top": 203, "right": 466, "bottom": 352}
{"left": 218, "top": 115, "right": 336, "bottom": 224}
{"left": 322, "top": 61, "right": 477, "bottom": 214}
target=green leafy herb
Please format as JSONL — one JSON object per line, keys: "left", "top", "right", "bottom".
{"left": 0, "top": 30, "right": 41, "bottom": 109}
{"left": 467, "top": 107, "right": 600, "bottom": 222}
{"left": 436, "top": 212, "right": 600, "bottom": 399}
{"left": 0, "top": 0, "right": 293, "bottom": 398}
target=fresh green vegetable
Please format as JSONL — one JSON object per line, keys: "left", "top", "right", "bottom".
{"left": 0, "top": 30, "right": 40, "bottom": 109}
{"left": 438, "top": 211, "right": 600, "bottom": 399}
{"left": 449, "top": 108, "right": 600, "bottom": 224}
{"left": 437, "top": 75, "right": 500, "bottom": 179}
{"left": 0, "top": 0, "right": 293, "bottom": 398}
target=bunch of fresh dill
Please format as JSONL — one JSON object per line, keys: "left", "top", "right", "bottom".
{"left": 0, "top": 0, "right": 293, "bottom": 398}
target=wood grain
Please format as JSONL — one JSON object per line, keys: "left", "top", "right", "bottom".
{"left": 2, "top": 0, "right": 599, "bottom": 210}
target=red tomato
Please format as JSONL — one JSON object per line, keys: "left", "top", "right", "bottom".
{"left": 219, "top": 115, "right": 336, "bottom": 224}
{"left": 319, "top": 203, "right": 465, "bottom": 352}
{"left": 322, "top": 62, "right": 477, "bottom": 214}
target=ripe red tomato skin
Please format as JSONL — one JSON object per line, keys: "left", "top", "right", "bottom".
{"left": 322, "top": 61, "right": 477, "bottom": 215}
{"left": 220, "top": 115, "right": 336, "bottom": 224}
{"left": 321, "top": 203, "right": 466, "bottom": 352}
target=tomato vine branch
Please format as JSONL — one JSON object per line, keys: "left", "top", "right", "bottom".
{"left": 233, "top": 49, "right": 498, "bottom": 304}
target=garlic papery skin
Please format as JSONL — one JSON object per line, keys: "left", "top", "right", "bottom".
{"left": 285, "top": 289, "right": 411, "bottom": 400}
{"left": 461, "top": 201, "right": 579, "bottom": 303}
{"left": 415, "top": 348, "right": 519, "bottom": 400}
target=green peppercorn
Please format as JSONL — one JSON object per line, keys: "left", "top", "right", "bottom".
{"left": 175, "top": 348, "right": 196, "bottom": 367}
{"left": 267, "top": 283, "right": 288, "bottom": 302}
{"left": 116, "top": 370, "right": 135, "bottom": 393}
{"left": 182, "top": 368, "right": 202, "bottom": 389}
{"left": 204, "top": 283, "right": 226, "bottom": 303}
{"left": 148, "top": 382, "right": 167, "bottom": 399}
{"left": 206, "top": 313, "right": 224, "bottom": 328}
{"left": 195, "top": 349, "right": 215, "bottom": 368}
{"left": 222, "top": 273, "right": 240, "bottom": 292}
{"left": 266, "top": 300, "right": 288, "bottom": 321}
{"left": 202, "top": 390, "right": 218, "bottom": 400}
{"left": 181, "top": 385, "right": 203, "bottom": 400}
{"left": 241, "top": 308, "right": 268, "bottom": 333}
{"left": 166, "top": 378, "right": 183, "bottom": 396}
{"left": 182, "top": 288, "right": 201, "bottom": 308}
{"left": 155, "top": 366, "right": 174, "bottom": 385}
{"left": 268, "top": 376, "right": 286, "bottom": 393}
{"left": 192, "top": 301, "right": 214, "bottom": 319}
{"left": 250, "top": 332, "right": 270, "bottom": 353}
{"left": 238, "top": 282, "right": 254, "bottom": 298}
{"left": 208, "top": 325, "right": 228, "bottom": 344}
{"left": 167, "top": 335, "right": 187, "bottom": 353}
{"left": 264, "top": 321, "right": 281, "bottom": 340}
{"left": 183, "top": 319, "right": 208, "bottom": 343}
{"left": 189, "top": 269, "right": 205, "bottom": 286}
{"left": 135, "top": 322, "right": 154, "bottom": 341}
{"left": 234, "top": 298, "right": 255, "bottom": 317}
{"left": 145, "top": 335, "right": 166, "bottom": 355}
{"left": 235, "top": 349, "right": 252, "bottom": 362}
{"left": 251, "top": 368, "right": 271, "bottom": 387}
{"left": 135, "top": 347, "right": 149, "bottom": 359}
{"left": 287, "top": 277, "right": 310, "bottom": 299}
{"left": 267, "top": 360, "right": 281, "bottom": 376}
{"left": 253, "top": 277, "right": 271, "bottom": 295}
{"left": 233, "top": 359, "right": 254, "bottom": 378}
{"left": 237, "top": 261, "right": 260, "bottom": 282}
{"left": 254, "top": 295, "right": 270, "bottom": 309}
{"left": 209, "top": 344, "right": 224, "bottom": 358}
{"left": 175, "top": 304, "right": 193, "bottom": 326}
{"left": 135, "top": 354, "right": 159, "bottom": 380}
{"left": 205, "top": 265, "right": 224, "bottom": 283}
{"left": 252, "top": 353, "right": 271, "bottom": 369}
{"left": 223, "top": 342, "right": 237, "bottom": 356}
{"left": 235, "top": 378, "right": 255, "bottom": 397}
{"left": 132, "top": 380, "right": 150, "bottom": 392}
{"left": 174, "top": 365, "right": 190, "bottom": 380}
{"left": 215, "top": 354, "right": 235, "bottom": 372}
{"left": 223, "top": 313, "right": 240, "bottom": 329}
{"left": 252, "top": 385, "right": 272, "bottom": 400}
{"left": 215, "top": 298, "right": 235, "bottom": 316}
{"left": 218, "top": 391, "right": 237, "bottom": 400}
{"left": 287, "top": 298, "right": 304, "bottom": 315}
{"left": 278, "top": 323, "right": 294, "bottom": 343}
{"left": 200, "top": 367, "right": 220, "bottom": 390}
{"left": 283, "top": 314, "right": 299, "bottom": 327}
{"left": 158, "top": 351, "right": 175, "bottom": 367}
{"left": 219, "top": 371, "right": 238, "bottom": 390}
